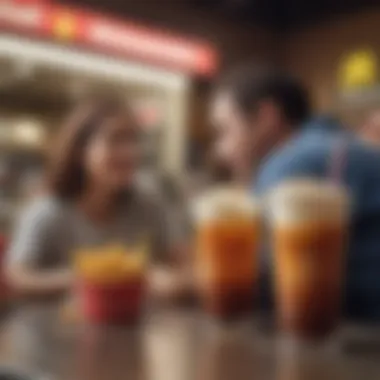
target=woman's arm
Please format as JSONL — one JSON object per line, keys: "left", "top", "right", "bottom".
{"left": 148, "top": 236, "right": 197, "bottom": 305}
{"left": 143, "top": 188, "right": 196, "bottom": 304}
{"left": 6, "top": 265, "right": 73, "bottom": 298}
{"left": 6, "top": 198, "right": 72, "bottom": 299}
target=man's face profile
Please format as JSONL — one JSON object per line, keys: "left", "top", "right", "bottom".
{"left": 210, "top": 92, "right": 253, "bottom": 177}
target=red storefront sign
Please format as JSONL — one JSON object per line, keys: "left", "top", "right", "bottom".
{"left": 0, "top": 0, "right": 218, "bottom": 76}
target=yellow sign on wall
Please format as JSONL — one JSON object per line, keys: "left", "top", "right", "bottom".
{"left": 339, "top": 49, "right": 378, "bottom": 90}
{"left": 53, "top": 12, "right": 77, "bottom": 41}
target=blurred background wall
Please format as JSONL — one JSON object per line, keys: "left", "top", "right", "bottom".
{"left": 67, "top": 0, "right": 277, "bottom": 68}
{"left": 283, "top": 8, "right": 380, "bottom": 124}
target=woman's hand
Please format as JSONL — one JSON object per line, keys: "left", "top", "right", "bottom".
{"left": 148, "top": 265, "right": 196, "bottom": 305}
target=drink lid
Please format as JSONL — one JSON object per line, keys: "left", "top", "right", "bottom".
{"left": 266, "top": 179, "right": 350, "bottom": 224}
{"left": 192, "top": 186, "right": 260, "bottom": 222}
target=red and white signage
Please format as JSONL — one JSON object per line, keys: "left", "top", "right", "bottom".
{"left": 0, "top": 0, "right": 218, "bottom": 76}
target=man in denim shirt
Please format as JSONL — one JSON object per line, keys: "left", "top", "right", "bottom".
{"left": 211, "top": 65, "right": 380, "bottom": 321}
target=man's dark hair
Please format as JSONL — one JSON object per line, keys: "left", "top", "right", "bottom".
{"left": 216, "top": 65, "right": 311, "bottom": 126}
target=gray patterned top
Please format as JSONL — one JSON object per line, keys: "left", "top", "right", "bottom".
{"left": 7, "top": 192, "right": 176, "bottom": 269}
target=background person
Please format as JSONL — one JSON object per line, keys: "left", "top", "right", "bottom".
{"left": 211, "top": 65, "right": 380, "bottom": 322}
{"left": 6, "top": 97, "right": 190, "bottom": 300}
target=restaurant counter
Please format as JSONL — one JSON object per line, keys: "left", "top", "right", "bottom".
{"left": 0, "top": 303, "right": 379, "bottom": 380}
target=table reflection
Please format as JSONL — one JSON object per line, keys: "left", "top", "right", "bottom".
{"left": 1, "top": 304, "right": 380, "bottom": 380}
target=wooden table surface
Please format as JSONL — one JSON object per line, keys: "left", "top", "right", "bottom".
{"left": 0, "top": 303, "right": 379, "bottom": 380}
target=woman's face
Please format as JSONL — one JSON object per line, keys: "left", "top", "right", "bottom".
{"left": 84, "top": 113, "right": 141, "bottom": 192}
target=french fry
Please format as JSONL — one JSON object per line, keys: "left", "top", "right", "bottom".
{"left": 73, "top": 243, "right": 149, "bottom": 285}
